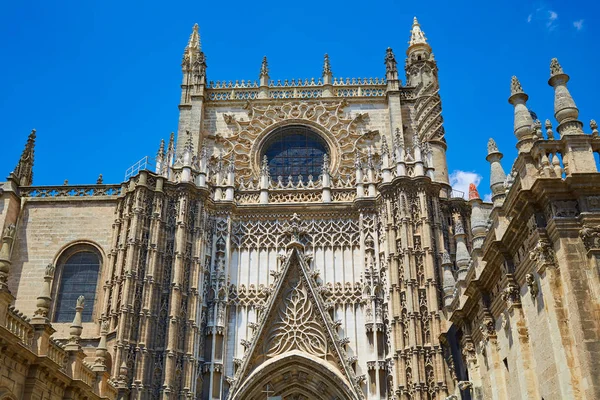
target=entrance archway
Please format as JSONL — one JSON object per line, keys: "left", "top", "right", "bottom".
{"left": 230, "top": 351, "right": 361, "bottom": 400}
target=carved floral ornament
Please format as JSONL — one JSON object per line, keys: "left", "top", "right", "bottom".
{"left": 216, "top": 100, "right": 379, "bottom": 182}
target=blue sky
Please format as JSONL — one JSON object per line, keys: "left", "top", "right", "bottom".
{"left": 1, "top": 0, "right": 598, "bottom": 200}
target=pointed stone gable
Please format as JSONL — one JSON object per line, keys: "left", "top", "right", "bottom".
{"left": 228, "top": 247, "right": 364, "bottom": 400}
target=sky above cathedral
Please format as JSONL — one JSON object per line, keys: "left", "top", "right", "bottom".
{"left": 0, "top": 0, "right": 597, "bottom": 200}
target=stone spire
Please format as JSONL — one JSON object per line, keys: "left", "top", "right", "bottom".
{"left": 408, "top": 17, "right": 430, "bottom": 48}
{"left": 155, "top": 138, "right": 166, "bottom": 175}
{"left": 259, "top": 155, "right": 270, "bottom": 204}
{"left": 384, "top": 47, "right": 398, "bottom": 82}
{"left": 12, "top": 129, "right": 36, "bottom": 186}
{"left": 508, "top": 76, "right": 534, "bottom": 152}
{"left": 548, "top": 58, "right": 583, "bottom": 135}
{"left": 486, "top": 138, "right": 506, "bottom": 207}
{"left": 181, "top": 23, "right": 206, "bottom": 79}
{"left": 259, "top": 56, "right": 270, "bottom": 84}
{"left": 32, "top": 264, "right": 55, "bottom": 321}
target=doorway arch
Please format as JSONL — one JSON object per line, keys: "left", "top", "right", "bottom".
{"left": 230, "top": 351, "right": 361, "bottom": 400}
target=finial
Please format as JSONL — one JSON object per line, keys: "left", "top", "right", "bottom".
{"left": 545, "top": 119, "right": 555, "bottom": 139}
{"left": 533, "top": 119, "right": 543, "bottom": 139}
{"left": 384, "top": 48, "right": 397, "bottom": 74}
{"left": 12, "top": 129, "right": 36, "bottom": 186}
{"left": 261, "top": 155, "right": 270, "bottom": 176}
{"left": 468, "top": 183, "right": 480, "bottom": 200}
{"left": 227, "top": 152, "right": 235, "bottom": 173}
{"left": 260, "top": 56, "right": 269, "bottom": 77}
{"left": 188, "top": 23, "right": 201, "bottom": 51}
{"left": 409, "top": 16, "right": 429, "bottom": 47}
{"left": 323, "top": 53, "right": 332, "bottom": 76}
{"left": 487, "top": 138, "right": 499, "bottom": 154}
{"left": 591, "top": 120, "right": 598, "bottom": 137}
{"left": 63, "top": 179, "right": 68, "bottom": 186}
{"left": 510, "top": 76, "right": 524, "bottom": 96}
{"left": 381, "top": 135, "right": 389, "bottom": 155}
{"left": 322, "top": 153, "right": 330, "bottom": 174}
{"left": 550, "top": 58, "right": 564, "bottom": 77}
{"left": 354, "top": 150, "right": 362, "bottom": 169}
{"left": 96, "top": 174, "right": 103, "bottom": 184}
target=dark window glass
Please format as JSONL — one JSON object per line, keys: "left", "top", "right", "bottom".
{"left": 263, "top": 125, "right": 328, "bottom": 182}
{"left": 54, "top": 251, "right": 100, "bottom": 323}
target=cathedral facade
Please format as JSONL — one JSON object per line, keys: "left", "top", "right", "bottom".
{"left": 0, "top": 18, "right": 599, "bottom": 400}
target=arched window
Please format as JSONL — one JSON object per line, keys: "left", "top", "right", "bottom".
{"left": 53, "top": 247, "right": 101, "bottom": 323}
{"left": 263, "top": 125, "right": 329, "bottom": 182}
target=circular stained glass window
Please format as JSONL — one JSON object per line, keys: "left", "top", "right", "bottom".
{"left": 263, "top": 125, "right": 329, "bottom": 182}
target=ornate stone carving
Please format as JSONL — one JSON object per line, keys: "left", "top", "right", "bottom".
{"left": 580, "top": 224, "right": 600, "bottom": 252}
{"left": 525, "top": 274, "right": 539, "bottom": 298}
{"left": 218, "top": 100, "right": 373, "bottom": 181}
{"left": 501, "top": 282, "right": 521, "bottom": 308}
{"left": 529, "top": 238, "right": 556, "bottom": 272}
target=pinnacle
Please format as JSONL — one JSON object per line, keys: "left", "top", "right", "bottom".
{"left": 468, "top": 183, "right": 480, "bottom": 200}
{"left": 487, "top": 138, "right": 500, "bottom": 155}
{"left": 260, "top": 56, "right": 269, "bottom": 77}
{"left": 322, "top": 53, "right": 332, "bottom": 76}
{"left": 187, "top": 23, "right": 201, "bottom": 50}
{"left": 550, "top": 58, "right": 564, "bottom": 77}
{"left": 409, "top": 16, "right": 428, "bottom": 47}
{"left": 510, "top": 76, "right": 524, "bottom": 96}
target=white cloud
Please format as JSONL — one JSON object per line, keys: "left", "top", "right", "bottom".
{"left": 483, "top": 193, "right": 492, "bottom": 203}
{"left": 573, "top": 19, "right": 584, "bottom": 31}
{"left": 527, "top": 14, "right": 533, "bottom": 23}
{"left": 547, "top": 10, "right": 558, "bottom": 30}
{"left": 449, "top": 170, "right": 482, "bottom": 200}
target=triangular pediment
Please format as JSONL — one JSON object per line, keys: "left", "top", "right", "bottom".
{"left": 227, "top": 246, "right": 364, "bottom": 400}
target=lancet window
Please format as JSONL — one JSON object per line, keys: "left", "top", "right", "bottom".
{"left": 53, "top": 246, "right": 101, "bottom": 323}
{"left": 263, "top": 125, "right": 328, "bottom": 182}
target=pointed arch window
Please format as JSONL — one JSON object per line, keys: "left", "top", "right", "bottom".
{"left": 53, "top": 247, "right": 101, "bottom": 323}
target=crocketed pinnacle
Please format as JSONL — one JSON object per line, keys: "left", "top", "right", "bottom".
{"left": 187, "top": 23, "right": 201, "bottom": 52}
{"left": 260, "top": 56, "right": 269, "bottom": 77}
{"left": 550, "top": 58, "right": 563, "bottom": 77}
{"left": 468, "top": 183, "right": 480, "bottom": 200}
{"left": 487, "top": 138, "right": 499, "bottom": 155}
{"left": 13, "top": 129, "right": 36, "bottom": 186}
{"left": 409, "top": 16, "right": 429, "bottom": 47}
{"left": 323, "top": 54, "right": 332, "bottom": 76}
{"left": 157, "top": 139, "right": 165, "bottom": 157}
{"left": 510, "top": 76, "right": 524, "bottom": 96}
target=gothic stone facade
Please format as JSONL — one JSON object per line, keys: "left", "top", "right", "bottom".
{"left": 0, "top": 18, "right": 599, "bottom": 400}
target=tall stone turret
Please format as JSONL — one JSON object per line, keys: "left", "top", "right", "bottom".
{"left": 405, "top": 17, "right": 449, "bottom": 187}
{"left": 508, "top": 76, "right": 534, "bottom": 153}
{"left": 176, "top": 23, "right": 207, "bottom": 155}
{"left": 258, "top": 56, "right": 270, "bottom": 99}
